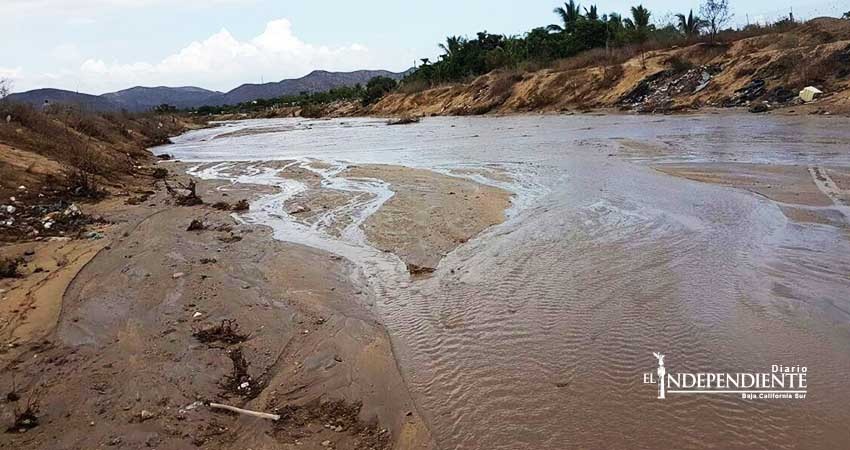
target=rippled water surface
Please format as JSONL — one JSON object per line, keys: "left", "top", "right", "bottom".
{"left": 160, "top": 114, "right": 850, "bottom": 450}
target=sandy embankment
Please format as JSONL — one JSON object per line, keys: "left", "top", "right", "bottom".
{"left": 0, "top": 160, "right": 510, "bottom": 449}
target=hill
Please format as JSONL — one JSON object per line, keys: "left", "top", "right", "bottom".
{"left": 6, "top": 88, "right": 121, "bottom": 112}
{"left": 210, "top": 69, "right": 407, "bottom": 106}
{"left": 7, "top": 70, "right": 408, "bottom": 112}
{"left": 101, "top": 86, "right": 221, "bottom": 111}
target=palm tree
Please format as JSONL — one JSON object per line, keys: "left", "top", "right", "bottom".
{"left": 606, "top": 12, "right": 624, "bottom": 30}
{"left": 438, "top": 36, "right": 465, "bottom": 58}
{"left": 676, "top": 10, "right": 703, "bottom": 36}
{"left": 584, "top": 5, "right": 599, "bottom": 21}
{"left": 548, "top": 0, "right": 583, "bottom": 33}
{"left": 624, "top": 4, "right": 652, "bottom": 31}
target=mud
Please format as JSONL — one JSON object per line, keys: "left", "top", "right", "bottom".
{"left": 0, "top": 182, "right": 433, "bottom": 449}
{"left": 150, "top": 114, "right": 850, "bottom": 450}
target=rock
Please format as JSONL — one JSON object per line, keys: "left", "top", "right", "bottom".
{"left": 4, "top": 205, "right": 15, "bottom": 214}
{"left": 186, "top": 219, "right": 205, "bottom": 231}
{"left": 64, "top": 204, "right": 81, "bottom": 217}
{"left": 286, "top": 203, "right": 311, "bottom": 214}
{"left": 139, "top": 410, "right": 155, "bottom": 421}
{"left": 172, "top": 272, "right": 185, "bottom": 279}
{"left": 749, "top": 103, "right": 769, "bottom": 113}
{"left": 321, "top": 440, "right": 332, "bottom": 447}
{"left": 192, "top": 311, "right": 203, "bottom": 319}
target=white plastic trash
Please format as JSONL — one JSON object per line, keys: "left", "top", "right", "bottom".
{"left": 799, "top": 86, "right": 823, "bottom": 102}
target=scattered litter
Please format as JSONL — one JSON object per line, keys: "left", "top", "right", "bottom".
{"left": 723, "top": 79, "right": 764, "bottom": 106}
{"left": 192, "top": 311, "right": 203, "bottom": 318}
{"left": 799, "top": 86, "right": 823, "bottom": 102}
{"left": 173, "top": 272, "right": 185, "bottom": 279}
{"left": 619, "top": 65, "right": 722, "bottom": 112}
{"left": 84, "top": 231, "right": 104, "bottom": 240}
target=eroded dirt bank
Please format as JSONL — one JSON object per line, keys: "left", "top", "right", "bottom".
{"left": 0, "top": 165, "right": 484, "bottom": 449}
{"left": 369, "top": 18, "right": 850, "bottom": 117}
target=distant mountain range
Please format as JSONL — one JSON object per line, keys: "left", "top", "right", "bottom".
{"left": 7, "top": 69, "right": 408, "bottom": 112}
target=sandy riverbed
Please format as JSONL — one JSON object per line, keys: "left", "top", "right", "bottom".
{"left": 4, "top": 113, "right": 850, "bottom": 450}
{"left": 0, "top": 158, "right": 510, "bottom": 449}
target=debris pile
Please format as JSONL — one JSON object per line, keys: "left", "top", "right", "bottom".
{"left": 619, "top": 65, "right": 722, "bottom": 112}
{"left": 722, "top": 79, "right": 804, "bottom": 112}
{"left": 193, "top": 319, "right": 249, "bottom": 345}
{"left": 723, "top": 79, "right": 766, "bottom": 107}
{"left": 0, "top": 199, "right": 101, "bottom": 241}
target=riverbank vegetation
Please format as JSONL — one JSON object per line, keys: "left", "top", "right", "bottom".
{"left": 400, "top": 0, "right": 794, "bottom": 89}
{"left": 191, "top": 76, "right": 398, "bottom": 116}
{"left": 0, "top": 94, "right": 191, "bottom": 203}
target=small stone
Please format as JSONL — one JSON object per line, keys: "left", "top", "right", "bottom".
{"left": 192, "top": 312, "right": 203, "bottom": 319}
{"left": 321, "top": 440, "right": 331, "bottom": 447}
{"left": 172, "top": 272, "right": 185, "bottom": 279}
{"left": 139, "top": 410, "right": 155, "bottom": 421}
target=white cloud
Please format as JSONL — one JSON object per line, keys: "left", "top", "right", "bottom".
{"left": 63, "top": 18, "right": 385, "bottom": 93}
{"left": 0, "top": 67, "right": 23, "bottom": 80}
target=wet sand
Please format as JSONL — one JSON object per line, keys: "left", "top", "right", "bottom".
{"left": 653, "top": 163, "right": 850, "bottom": 227}
{"left": 0, "top": 178, "right": 440, "bottom": 449}
{"left": 346, "top": 165, "right": 511, "bottom": 273}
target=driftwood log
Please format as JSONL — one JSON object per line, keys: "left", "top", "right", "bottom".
{"left": 208, "top": 402, "right": 280, "bottom": 421}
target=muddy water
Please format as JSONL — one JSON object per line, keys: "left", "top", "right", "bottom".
{"left": 159, "top": 114, "right": 850, "bottom": 449}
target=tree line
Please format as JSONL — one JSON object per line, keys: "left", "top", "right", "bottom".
{"left": 190, "top": 76, "right": 398, "bottom": 115}
{"left": 404, "top": 0, "right": 738, "bottom": 87}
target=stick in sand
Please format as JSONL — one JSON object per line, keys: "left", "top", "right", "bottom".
{"left": 208, "top": 402, "right": 281, "bottom": 421}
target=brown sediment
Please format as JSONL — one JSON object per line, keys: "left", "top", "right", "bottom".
{"left": 653, "top": 162, "right": 850, "bottom": 227}
{"left": 345, "top": 165, "right": 512, "bottom": 273}
{"left": 0, "top": 176, "right": 434, "bottom": 450}
{"left": 0, "top": 237, "right": 107, "bottom": 365}
{"left": 213, "top": 125, "right": 296, "bottom": 139}
{"left": 448, "top": 166, "right": 514, "bottom": 184}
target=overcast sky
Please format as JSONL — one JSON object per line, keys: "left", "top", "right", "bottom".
{"left": 2, "top": 0, "right": 846, "bottom": 94}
